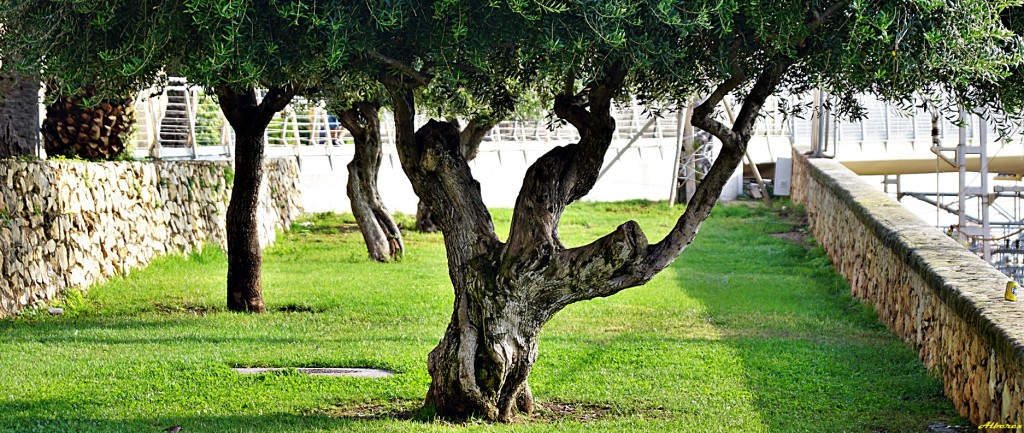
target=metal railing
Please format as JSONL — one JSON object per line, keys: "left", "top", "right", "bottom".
{"left": 129, "top": 78, "right": 688, "bottom": 161}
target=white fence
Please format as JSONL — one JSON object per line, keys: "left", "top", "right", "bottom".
{"left": 128, "top": 80, "right": 747, "bottom": 213}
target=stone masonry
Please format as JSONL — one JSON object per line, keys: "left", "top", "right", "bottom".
{"left": 792, "top": 151, "right": 1024, "bottom": 425}
{"left": 0, "top": 158, "right": 302, "bottom": 317}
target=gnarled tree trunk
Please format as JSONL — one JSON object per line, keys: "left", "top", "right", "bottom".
{"left": 0, "top": 70, "right": 39, "bottom": 158}
{"left": 337, "top": 102, "right": 404, "bottom": 262}
{"left": 415, "top": 117, "right": 498, "bottom": 233}
{"left": 386, "top": 60, "right": 789, "bottom": 422}
{"left": 216, "top": 85, "right": 296, "bottom": 313}
{"left": 415, "top": 201, "right": 439, "bottom": 233}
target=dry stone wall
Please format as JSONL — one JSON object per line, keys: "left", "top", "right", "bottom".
{"left": 791, "top": 151, "right": 1024, "bottom": 425}
{"left": 0, "top": 158, "right": 302, "bottom": 317}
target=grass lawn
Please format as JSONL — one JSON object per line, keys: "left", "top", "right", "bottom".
{"left": 0, "top": 200, "right": 966, "bottom": 432}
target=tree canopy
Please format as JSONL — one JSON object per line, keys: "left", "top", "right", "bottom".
{"left": 2, "top": 1, "right": 360, "bottom": 96}
{"left": 4, "top": 0, "right": 1020, "bottom": 110}
{"left": 3, "top": 0, "right": 1023, "bottom": 422}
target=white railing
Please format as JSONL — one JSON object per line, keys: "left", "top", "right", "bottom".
{"left": 129, "top": 78, "right": 691, "bottom": 161}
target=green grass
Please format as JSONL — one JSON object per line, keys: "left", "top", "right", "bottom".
{"left": 0, "top": 200, "right": 966, "bottom": 432}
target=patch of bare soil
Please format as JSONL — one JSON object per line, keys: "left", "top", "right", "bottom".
{"left": 296, "top": 223, "right": 360, "bottom": 235}
{"left": 770, "top": 205, "right": 813, "bottom": 249}
{"left": 775, "top": 206, "right": 809, "bottom": 227}
{"left": 318, "top": 399, "right": 669, "bottom": 424}
{"left": 770, "top": 231, "right": 812, "bottom": 249}
{"left": 274, "top": 304, "right": 324, "bottom": 313}
{"left": 317, "top": 400, "right": 422, "bottom": 422}
{"left": 151, "top": 303, "right": 216, "bottom": 316}
{"left": 531, "top": 401, "right": 669, "bottom": 422}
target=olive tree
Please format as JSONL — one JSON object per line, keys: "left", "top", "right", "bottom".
{"left": 365, "top": 0, "right": 1020, "bottom": 421}
{"left": 4, "top": 0, "right": 1019, "bottom": 422}
{"left": 324, "top": 78, "right": 406, "bottom": 262}
{"left": 328, "top": 96, "right": 497, "bottom": 260}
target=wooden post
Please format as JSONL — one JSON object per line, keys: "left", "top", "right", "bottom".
{"left": 669, "top": 100, "right": 696, "bottom": 207}
{"left": 721, "top": 100, "right": 772, "bottom": 206}
{"left": 184, "top": 87, "right": 198, "bottom": 159}
{"left": 668, "top": 106, "right": 683, "bottom": 207}
{"left": 810, "top": 90, "right": 821, "bottom": 157}
{"left": 682, "top": 102, "right": 696, "bottom": 203}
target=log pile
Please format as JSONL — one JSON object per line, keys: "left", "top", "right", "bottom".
{"left": 792, "top": 152, "right": 1024, "bottom": 425}
{"left": 0, "top": 158, "right": 302, "bottom": 317}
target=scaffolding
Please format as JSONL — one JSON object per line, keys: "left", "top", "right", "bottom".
{"left": 805, "top": 95, "right": 1024, "bottom": 282}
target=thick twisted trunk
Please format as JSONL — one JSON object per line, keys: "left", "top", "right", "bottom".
{"left": 387, "top": 88, "right": 529, "bottom": 420}
{"left": 385, "top": 60, "right": 788, "bottom": 422}
{"left": 415, "top": 116, "right": 498, "bottom": 233}
{"left": 216, "top": 86, "right": 295, "bottom": 313}
{"left": 425, "top": 282, "right": 539, "bottom": 421}
{"left": 406, "top": 119, "right": 536, "bottom": 421}
{"left": 339, "top": 102, "right": 403, "bottom": 261}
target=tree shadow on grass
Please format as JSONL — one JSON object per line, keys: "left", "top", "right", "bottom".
{"left": 0, "top": 317, "right": 308, "bottom": 346}
{"left": 317, "top": 398, "right": 669, "bottom": 425}
{"left": 0, "top": 397, "right": 355, "bottom": 433}
{"left": 672, "top": 213, "right": 973, "bottom": 432}
{"left": 0, "top": 397, "right": 666, "bottom": 433}
{"left": 0, "top": 315, "right": 423, "bottom": 346}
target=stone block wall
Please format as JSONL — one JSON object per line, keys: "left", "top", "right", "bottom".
{"left": 791, "top": 151, "right": 1024, "bottom": 425}
{"left": 0, "top": 158, "right": 302, "bottom": 317}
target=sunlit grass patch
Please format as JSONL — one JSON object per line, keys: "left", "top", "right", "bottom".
{"left": 0, "top": 200, "right": 967, "bottom": 432}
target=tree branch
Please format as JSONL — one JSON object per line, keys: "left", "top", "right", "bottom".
{"left": 529, "top": 220, "right": 650, "bottom": 318}
{"left": 336, "top": 101, "right": 380, "bottom": 141}
{"left": 384, "top": 82, "right": 420, "bottom": 167}
{"left": 214, "top": 85, "right": 296, "bottom": 133}
{"left": 808, "top": 1, "right": 847, "bottom": 35}
{"left": 368, "top": 49, "right": 432, "bottom": 87}
{"left": 459, "top": 116, "right": 501, "bottom": 161}
{"left": 214, "top": 86, "right": 260, "bottom": 133}
{"left": 641, "top": 60, "right": 792, "bottom": 278}
{"left": 733, "top": 61, "right": 791, "bottom": 137}
{"left": 529, "top": 59, "right": 793, "bottom": 308}
{"left": 503, "top": 64, "right": 628, "bottom": 273}
{"left": 259, "top": 85, "right": 296, "bottom": 118}
{"left": 553, "top": 63, "right": 627, "bottom": 132}
{"left": 553, "top": 94, "right": 591, "bottom": 131}
{"left": 384, "top": 81, "right": 500, "bottom": 252}
{"left": 336, "top": 107, "right": 365, "bottom": 139}
{"left": 690, "top": 73, "right": 745, "bottom": 147}
{"left": 586, "top": 62, "right": 627, "bottom": 121}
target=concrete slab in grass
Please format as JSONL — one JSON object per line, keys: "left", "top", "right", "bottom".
{"left": 233, "top": 367, "right": 394, "bottom": 378}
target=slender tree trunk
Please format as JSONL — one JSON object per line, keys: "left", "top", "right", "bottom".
{"left": 386, "top": 60, "right": 789, "bottom": 422}
{"left": 0, "top": 70, "right": 38, "bottom": 158}
{"left": 338, "top": 102, "right": 404, "bottom": 262}
{"left": 216, "top": 85, "right": 295, "bottom": 313}
{"left": 225, "top": 130, "right": 266, "bottom": 311}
